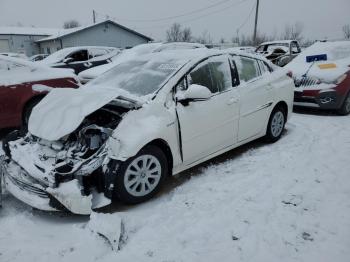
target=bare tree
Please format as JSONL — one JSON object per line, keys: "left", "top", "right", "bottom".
{"left": 282, "top": 22, "right": 304, "bottom": 41}
{"left": 182, "top": 27, "right": 193, "bottom": 42}
{"left": 237, "top": 31, "right": 272, "bottom": 46}
{"left": 63, "top": 20, "right": 80, "bottom": 29}
{"left": 343, "top": 24, "right": 350, "bottom": 39}
{"left": 166, "top": 23, "right": 194, "bottom": 42}
{"left": 195, "top": 30, "right": 213, "bottom": 45}
{"left": 219, "top": 37, "right": 225, "bottom": 44}
{"left": 166, "top": 23, "right": 183, "bottom": 42}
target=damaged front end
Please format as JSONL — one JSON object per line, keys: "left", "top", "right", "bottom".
{"left": 1, "top": 101, "right": 131, "bottom": 214}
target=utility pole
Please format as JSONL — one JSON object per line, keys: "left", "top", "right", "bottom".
{"left": 253, "top": 0, "right": 259, "bottom": 45}
{"left": 93, "top": 10, "right": 96, "bottom": 24}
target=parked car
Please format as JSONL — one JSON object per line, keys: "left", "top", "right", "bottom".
{"left": 287, "top": 41, "right": 350, "bottom": 115}
{"left": 2, "top": 49, "right": 294, "bottom": 214}
{"left": 0, "top": 52, "right": 28, "bottom": 60}
{"left": 256, "top": 40, "right": 301, "bottom": 66}
{"left": 78, "top": 42, "right": 206, "bottom": 83}
{"left": 29, "top": 54, "right": 49, "bottom": 62}
{"left": 39, "top": 46, "right": 117, "bottom": 74}
{"left": 0, "top": 55, "right": 79, "bottom": 129}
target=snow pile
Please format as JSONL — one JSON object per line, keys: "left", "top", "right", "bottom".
{"left": 1, "top": 113, "right": 350, "bottom": 262}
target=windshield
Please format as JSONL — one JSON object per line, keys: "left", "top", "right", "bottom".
{"left": 86, "top": 57, "right": 187, "bottom": 96}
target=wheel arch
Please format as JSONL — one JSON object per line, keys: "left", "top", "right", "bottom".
{"left": 21, "top": 94, "right": 46, "bottom": 123}
{"left": 273, "top": 100, "right": 288, "bottom": 118}
{"left": 144, "top": 138, "right": 174, "bottom": 175}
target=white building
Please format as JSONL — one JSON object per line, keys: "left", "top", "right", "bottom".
{"left": 0, "top": 20, "right": 152, "bottom": 56}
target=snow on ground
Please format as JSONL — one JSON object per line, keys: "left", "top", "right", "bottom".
{"left": 0, "top": 112, "right": 350, "bottom": 262}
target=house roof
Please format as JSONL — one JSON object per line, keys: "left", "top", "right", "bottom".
{"left": 36, "top": 20, "right": 152, "bottom": 43}
{"left": 0, "top": 26, "right": 60, "bottom": 36}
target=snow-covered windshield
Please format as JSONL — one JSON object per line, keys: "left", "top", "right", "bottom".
{"left": 87, "top": 57, "right": 187, "bottom": 96}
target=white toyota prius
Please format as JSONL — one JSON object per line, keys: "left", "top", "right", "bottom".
{"left": 1, "top": 49, "right": 294, "bottom": 214}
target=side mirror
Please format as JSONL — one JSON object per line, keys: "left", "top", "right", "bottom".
{"left": 63, "top": 57, "right": 73, "bottom": 64}
{"left": 177, "top": 84, "right": 211, "bottom": 106}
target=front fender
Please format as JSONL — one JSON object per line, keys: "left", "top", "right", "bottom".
{"left": 107, "top": 102, "right": 180, "bottom": 164}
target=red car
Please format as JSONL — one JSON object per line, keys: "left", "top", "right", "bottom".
{"left": 0, "top": 55, "right": 79, "bottom": 129}
{"left": 287, "top": 41, "right": 350, "bottom": 115}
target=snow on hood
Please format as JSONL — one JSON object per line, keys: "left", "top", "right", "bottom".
{"left": 286, "top": 41, "right": 350, "bottom": 82}
{"left": 28, "top": 85, "right": 146, "bottom": 141}
{"left": 0, "top": 55, "right": 76, "bottom": 86}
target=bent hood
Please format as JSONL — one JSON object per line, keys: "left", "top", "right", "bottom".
{"left": 28, "top": 85, "right": 145, "bottom": 141}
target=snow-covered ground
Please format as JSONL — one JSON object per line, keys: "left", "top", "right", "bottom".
{"left": 0, "top": 111, "right": 350, "bottom": 262}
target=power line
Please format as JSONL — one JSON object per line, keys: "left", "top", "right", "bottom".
{"left": 237, "top": 0, "right": 256, "bottom": 31}
{"left": 94, "top": 0, "right": 252, "bottom": 24}
{"left": 106, "top": 0, "right": 232, "bottom": 22}
{"left": 128, "top": 0, "right": 251, "bottom": 30}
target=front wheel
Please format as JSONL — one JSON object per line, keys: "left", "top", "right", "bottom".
{"left": 113, "top": 145, "right": 168, "bottom": 204}
{"left": 265, "top": 107, "right": 286, "bottom": 143}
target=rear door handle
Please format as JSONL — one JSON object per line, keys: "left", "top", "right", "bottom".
{"left": 227, "top": 97, "right": 239, "bottom": 105}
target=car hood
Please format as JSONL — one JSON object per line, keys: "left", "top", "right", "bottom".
{"left": 28, "top": 85, "right": 146, "bottom": 141}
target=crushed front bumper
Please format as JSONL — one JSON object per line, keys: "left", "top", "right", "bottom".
{"left": 0, "top": 159, "right": 111, "bottom": 214}
{"left": 1, "top": 159, "right": 60, "bottom": 211}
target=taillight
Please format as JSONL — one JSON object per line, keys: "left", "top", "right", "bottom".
{"left": 286, "top": 71, "right": 293, "bottom": 78}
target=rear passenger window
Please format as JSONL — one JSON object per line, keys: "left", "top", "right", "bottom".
{"left": 258, "top": 60, "right": 269, "bottom": 74}
{"left": 188, "top": 62, "right": 217, "bottom": 93}
{"left": 236, "top": 57, "right": 260, "bottom": 82}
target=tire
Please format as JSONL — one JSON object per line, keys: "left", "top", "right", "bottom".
{"left": 113, "top": 145, "right": 168, "bottom": 204}
{"left": 337, "top": 92, "right": 350, "bottom": 116}
{"left": 22, "top": 98, "right": 43, "bottom": 130}
{"left": 265, "top": 106, "right": 286, "bottom": 143}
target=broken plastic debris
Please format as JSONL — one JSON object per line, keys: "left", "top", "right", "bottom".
{"left": 88, "top": 212, "right": 123, "bottom": 251}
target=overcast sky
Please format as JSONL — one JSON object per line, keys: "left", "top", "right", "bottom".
{"left": 0, "top": 0, "right": 349, "bottom": 42}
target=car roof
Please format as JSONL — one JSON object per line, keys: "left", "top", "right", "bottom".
{"left": 259, "top": 40, "right": 296, "bottom": 46}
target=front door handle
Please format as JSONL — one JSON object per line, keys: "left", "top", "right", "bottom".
{"left": 227, "top": 97, "right": 239, "bottom": 105}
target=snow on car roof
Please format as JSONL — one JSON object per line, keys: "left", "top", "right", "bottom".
{"left": 259, "top": 40, "right": 296, "bottom": 46}
{"left": 78, "top": 43, "right": 207, "bottom": 79}
{"left": 0, "top": 26, "right": 60, "bottom": 36}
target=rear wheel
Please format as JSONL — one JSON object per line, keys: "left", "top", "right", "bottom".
{"left": 265, "top": 107, "right": 286, "bottom": 143}
{"left": 113, "top": 145, "right": 168, "bottom": 204}
{"left": 337, "top": 92, "right": 350, "bottom": 115}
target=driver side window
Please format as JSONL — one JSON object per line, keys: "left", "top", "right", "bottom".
{"left": 187, "top": 61, "right": 217, "bottom": 93}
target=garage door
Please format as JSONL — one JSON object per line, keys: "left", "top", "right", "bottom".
{"left": 0, "top": 39, "right": 10, "bottom": 52}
